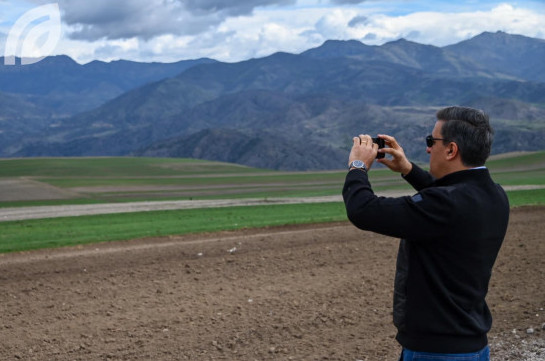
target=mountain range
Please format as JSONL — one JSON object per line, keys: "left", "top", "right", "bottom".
{"left": 1, "top": 31, "right": 545, "bottom": 170}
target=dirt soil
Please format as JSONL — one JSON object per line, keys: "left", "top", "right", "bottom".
{"left": 0, "top": 206, "right": 544, "bottom": 361}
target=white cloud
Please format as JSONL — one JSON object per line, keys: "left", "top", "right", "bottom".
{"left": 10, "top": 1, "right": 545, "bottom": 64}
{"left": 357, "top": 4, "right": 545, "bottom": 46}
{"left": 18, "top": 0, "right": 296, "bottom": 41}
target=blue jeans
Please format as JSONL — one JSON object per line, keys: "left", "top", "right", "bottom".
{"left": 399, "top": 346, "right": 490, "bottom": 361}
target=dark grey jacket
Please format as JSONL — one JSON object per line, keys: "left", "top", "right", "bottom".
{"left": 343, "top": 164, "right": 509, "bottom": 353}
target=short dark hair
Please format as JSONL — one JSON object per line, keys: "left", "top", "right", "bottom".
{"left": 436, "top": 106, "right": 494, "bottom": 167}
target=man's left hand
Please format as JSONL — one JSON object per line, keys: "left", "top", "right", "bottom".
{"left": 348, "top": 134, "right": 378, "bottom": 170}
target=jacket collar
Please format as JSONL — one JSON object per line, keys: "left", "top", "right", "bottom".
{"left": 434, "top": 167, "right": 491, "bottom": 187}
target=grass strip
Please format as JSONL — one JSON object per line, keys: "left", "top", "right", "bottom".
{"left": 1, "top": 189, "right": 543, "bottom": 254}
{"left": 0, "top": 157, "right": 262, "bottom": 177}
{"left": 506, "top": 188, "right": 545, "bottom": 207}
{"left": 0, "top": 202, "right": 347, "bottom": 253}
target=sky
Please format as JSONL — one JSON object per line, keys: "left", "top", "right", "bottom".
{"left": 0, "top": 0, "right": 544, "bottom": 64}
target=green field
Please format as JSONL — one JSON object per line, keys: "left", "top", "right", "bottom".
{"left": 2, "top": 153, "right": 543, "bottom": 206}
{"left": 0, "top": 202, "right": 347, "bottom": 253}
{"left": 0, "top": 153, "right": 544, "bottom": 253}
{"left": 0, "top": 157, "right": 352, "bottom": 207}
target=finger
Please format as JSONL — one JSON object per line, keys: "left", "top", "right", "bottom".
{"left": 372, "top": 141, "right": 380, "bottom": 153}
{"left": 378, "top": 134, "right": 400, "bottom": 148}
{"left": 353, "top": 136, "right": 361, "bottom": 146}
{"left": 379, "top": 147, "right": 397, "bottom": 155}
{"left": 361, "top": 134, "right": 373, "bottom": 147}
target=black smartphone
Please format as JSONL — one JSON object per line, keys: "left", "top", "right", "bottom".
{"left": 372, "top": 137, "right": 385, "bottom": 159}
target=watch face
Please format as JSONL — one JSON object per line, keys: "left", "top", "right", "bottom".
{"left": 353, "top": 160, "right": 364, "bottom": 168}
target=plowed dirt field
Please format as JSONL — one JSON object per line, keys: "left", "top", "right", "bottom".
{"left": 0, "top": 206, "right": 544, "bottom": 360}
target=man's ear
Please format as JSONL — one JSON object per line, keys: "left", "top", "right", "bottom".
{"left": 446, "top": 142, "right": 458, "bottom": 160}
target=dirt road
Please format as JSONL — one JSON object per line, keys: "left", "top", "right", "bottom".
{"left": 0, "top": 196, "right": 344, "bottom": 222}
{"left": 0, "top": 207, "right": 544, "bottom": 360}
{"left": 1, "top": 186, "right": 543, "bottom": 222}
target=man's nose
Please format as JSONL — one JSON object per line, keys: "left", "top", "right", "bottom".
{"left": 426, "top": 147, "right": 432, "bottom": 154}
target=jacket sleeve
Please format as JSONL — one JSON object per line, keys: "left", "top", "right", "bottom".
{"left": 342, "top": 169, "right": 454, "bottom": 242}
{"left": 402, "top": 163, "right": 435, "bottom": 191}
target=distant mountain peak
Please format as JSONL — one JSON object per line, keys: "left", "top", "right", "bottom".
{"left": 478, "top": 30, "right": 517, "bottom": 38}
{"left": 301, "top": 38, "right": 371, "bottom": 58}
{"left": 0, "top": 54, "right": 79, "bottom": 68}
{"left": 322, "top": 39, "right": 365, "bottom": 46}
{"left": 39, "top": 55, "right": 80, "bottom": 65}
{"left": 454, "top": 30, "right": 545, "bottom": 47}
{"left": 383, "top": 37, "right": 438, "bottom": 49}
{"left": 385, "top": 38, "right": 411, "bottom": 44}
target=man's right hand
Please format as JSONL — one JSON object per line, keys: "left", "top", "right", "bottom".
{"left": 376, "top": 134, "right": 413, "bottom": 176}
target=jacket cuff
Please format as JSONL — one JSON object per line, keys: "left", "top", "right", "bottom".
{"left": 402, "top": 163, "right": 435, "bottom": 191}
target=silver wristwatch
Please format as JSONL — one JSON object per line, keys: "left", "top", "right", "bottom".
{"left": 348, "top": 160, "right": 367, "bottom": 172}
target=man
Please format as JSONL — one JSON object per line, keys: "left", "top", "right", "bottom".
{"left": 342, "top": 106, "right": 509, "bottom": 360}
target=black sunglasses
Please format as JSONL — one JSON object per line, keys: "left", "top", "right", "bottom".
{"left": 425, "top": 135, "right": 448, "bottom": 147}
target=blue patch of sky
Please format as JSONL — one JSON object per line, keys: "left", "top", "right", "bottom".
{"left": 321, "top": 0, "right": 543, "bottom": 16}
{"left": 367, "top": 1, "right": 484, "bottom": 16}
{"left": 0, "top": 0, "right": 35, "bottom": 26}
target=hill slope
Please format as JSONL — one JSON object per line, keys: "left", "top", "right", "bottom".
{"left": 5, "top": 32, "right": 545, "bottom": 170}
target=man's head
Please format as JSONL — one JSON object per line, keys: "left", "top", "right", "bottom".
{"left": 427, "top": 106, "right": 494, "bottom": 178}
